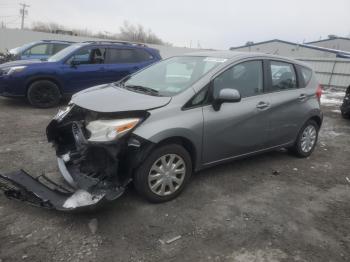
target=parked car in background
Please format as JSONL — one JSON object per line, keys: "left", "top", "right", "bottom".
{"left": 0, "top": 52, "right": 323, "bottom": 210}
{"left": 340, "top": 85, "right": 350, "bottom": 118}
{"left": 0, "top": 41, "right": 161, "bottom": 107}
{"left": 0, "top": 40, "right": 73, "bottom": 63}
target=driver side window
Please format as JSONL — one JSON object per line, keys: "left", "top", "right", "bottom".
{"left": 213, "top": 60, "right": 263, "bottom": 99}
{"left": 68, "top": 48, "right": 106, "bottom": 65}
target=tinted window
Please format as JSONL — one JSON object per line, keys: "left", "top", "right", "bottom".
{"left": 269, "top": 61, "right": 297, "bottom": 91}
{"left": 27, "top": 44, "right": 49, "bottom": 55}
{"left": 213, "top": 60, "right": 263, "bottom": 98}
{"left": 68, "top": 48, "right": 106, "bottom": 64}
{"left": 106, "top": 49, "right": 136, "bottom": 63}
{"left": 52, "top": 44, "right": 69, "bottom": 54}
{"left": 134, "top": 49, "right": 153, "bottom": 61}
{"left": 301, "top": 66, "right": 312, "bottom": 86}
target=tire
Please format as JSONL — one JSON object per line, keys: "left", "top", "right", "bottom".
{"left": 133, "top": 144, "right": 192, "bottom": 203}
{"left": 289, "top": 120, "right": 319, "bottom": 158}
{"left": 341, "top": 110, "right": 350, "bottom": 119}
{"left": 27, "top": 80, "right": 61, "bottom": 108}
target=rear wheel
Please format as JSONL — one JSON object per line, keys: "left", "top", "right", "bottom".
{"left": 133, "top": 144, "right": 192, "bottom": 203}
{"left": 289, "top": 120, "right": 319, "bottom": 158}
{"left": 27, "top": 80, "right": 61, "bottom": 108}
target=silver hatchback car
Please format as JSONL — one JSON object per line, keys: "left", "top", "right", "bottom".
{"left": 0, "top": 51, "right": 323, "bottom": 210}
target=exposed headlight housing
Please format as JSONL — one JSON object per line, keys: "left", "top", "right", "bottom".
{"left": 86, "top": 118, "right": 140, "bottom": 142}
{"left": 54, "top": 103, "right": 73, "bottom": 122}
{"left": 2, "top": 66, "right": 27, "bottom": 75}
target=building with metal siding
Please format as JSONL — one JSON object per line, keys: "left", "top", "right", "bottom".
{"left": 230, "top": 39, "right": 350, "bottom": 58}
{"left": 230, "top": 39, "right": 350, "bottom": 90}
{"left": 307, "top": 37, "right": 350, "bottom": 52}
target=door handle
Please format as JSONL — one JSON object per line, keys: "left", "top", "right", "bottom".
{"left": 298, "top": 94, "right": 307, "bottom": 100}
{"left": 256, "top": 101, "right": 270, "bottom": 110}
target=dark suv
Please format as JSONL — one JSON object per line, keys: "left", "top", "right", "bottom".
{"left": 0, "top": 40, "right": 73, "bottom": 63}
{"left": 0, "top": 41, "right": 161, "bottom": 107}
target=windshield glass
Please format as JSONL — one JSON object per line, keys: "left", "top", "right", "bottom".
{"left": 48, "top": 44, "right": 83, "bottom": 62}
{"left": 122, "top": 56, "right": 227, "bottom": 96}
{"left": 9, "top": 42, "right": 36, "bottom": 55}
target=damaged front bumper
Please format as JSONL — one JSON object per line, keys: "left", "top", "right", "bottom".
{"left": 0, "top": 105, "right": 152, "bottom": 211}
{"left": 0, "top": 170, "right": 117, "bottom": 211}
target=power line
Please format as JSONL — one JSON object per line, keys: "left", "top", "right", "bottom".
{"left": 19, "top": 3, "right": 29, "bottom": 29}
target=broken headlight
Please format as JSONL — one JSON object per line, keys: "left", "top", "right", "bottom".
{"left": 54, "top": 104, "right": 73, "bottom": 122}
{"left": 86, "top": 118, "right": 140, "bottom": 142}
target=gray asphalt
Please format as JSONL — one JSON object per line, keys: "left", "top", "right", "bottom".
{"left": 0, "top": 94, "right": 349, "bottom": 262}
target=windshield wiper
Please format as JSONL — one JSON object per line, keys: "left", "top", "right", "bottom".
{"left": 124, "top": 85, "right": 160, "bottom": 96}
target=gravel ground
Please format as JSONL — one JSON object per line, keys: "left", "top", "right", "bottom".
{"left": 0, "top": 93, "right": 349, "bottom": 262}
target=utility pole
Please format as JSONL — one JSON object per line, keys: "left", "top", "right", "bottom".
{"left": 19, "top": 3, "right": 29, "bottom": 29}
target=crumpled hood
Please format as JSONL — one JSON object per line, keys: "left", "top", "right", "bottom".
{"left": 0, "top": 59, "right": 45, "bottom": 68}
{"left": 71, "top": 83, "right": 171, "bottom": 113}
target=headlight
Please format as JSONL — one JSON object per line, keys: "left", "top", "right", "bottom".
{"left": 86, "top": 118, "right": 140, "bottom": 142}
{"left": 54, "top": 103, "right": 73, "bottom": 121}
{"left": 2, "top": 66, "right": 27, "bottom": 75}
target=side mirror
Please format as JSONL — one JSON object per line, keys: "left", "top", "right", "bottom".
{"left": 213, "top": 88, "right": 241, "bottom": 111}
{"left": 70, "top": 60, "right": 80, "bottom": 67}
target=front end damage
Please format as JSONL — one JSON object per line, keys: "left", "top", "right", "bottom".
{"left": 0, "top": 105, "right": 153, "bottom": 211}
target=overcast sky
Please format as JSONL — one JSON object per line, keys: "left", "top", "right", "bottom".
{"left": 0, "top": 0, "right": 350, "bottom": 49}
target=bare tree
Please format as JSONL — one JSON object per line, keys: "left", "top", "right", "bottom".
{"left": 30, "top": 20, "right": 170, "bottom": 45}
{"left": 118, "top": 21, "right": 165, "bottom": 45}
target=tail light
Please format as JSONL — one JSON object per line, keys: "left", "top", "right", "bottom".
{"left": 316, "top": 84, "right": 322, "bottom": 102}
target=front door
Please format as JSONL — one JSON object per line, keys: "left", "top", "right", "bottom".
{"left": 60, "top": 47, "right": 109, "bottom": 94}
{"left": 202, "top": 60, "right": 270, "bottom": 165}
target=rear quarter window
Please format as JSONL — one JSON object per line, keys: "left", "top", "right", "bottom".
{"left": 300, "top": 66, "right": 313, "bottom": 86}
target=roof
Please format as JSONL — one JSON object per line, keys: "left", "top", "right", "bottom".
{"left": 230, "top": 39, "right": 350, "bottom": 57}
{"left": 306, "top": 37, "right": 350, "bottom": 44}
{"left": 182, "top": 50, "right": 312, "bottom": 68}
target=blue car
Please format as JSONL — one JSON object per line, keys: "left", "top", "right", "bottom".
{"left": 0, "top": 41, "right": 162, "bottom": 107}
{"left": 3, "top": 40, "right": 73, "bottom": 62}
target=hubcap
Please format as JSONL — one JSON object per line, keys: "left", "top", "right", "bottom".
{"left": 148, "top": 154, "right": 186, "bottom": 196}
{"left": 300, "top": 125, "right": 317, "bottom": 153}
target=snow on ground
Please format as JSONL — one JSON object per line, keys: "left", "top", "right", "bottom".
{"left": 320, "top": 90, "right": 345, "bottom": 106}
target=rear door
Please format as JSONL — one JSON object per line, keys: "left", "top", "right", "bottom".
{"left": 60, "top": 46, "right": 109, "bottom": 94}
{"left": 104, "top": 47, "right": 156, "bottom": 82}
{"left": 202, "top": 59, "right": 271, "bottom": 165}
{"left": 263, "top": 60, "right": 309, "bottom": 146}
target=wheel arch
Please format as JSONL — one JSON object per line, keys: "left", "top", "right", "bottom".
{"left": 155, "top": 136, "right": 198, "bottom": 172}
{"left": 309, "top": 115, "right": 323, "bottom": 129}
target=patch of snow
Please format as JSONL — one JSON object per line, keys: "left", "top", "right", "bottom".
{"left": 321, "top": 91, "right": 345, "bottom": 106}
{"left": 63, "top": 190, "right": 104, "bottom": 209}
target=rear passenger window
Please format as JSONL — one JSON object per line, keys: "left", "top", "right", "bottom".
{"left": 213, "top": 60, "right": 263, "bottom": 98}
{"left": 52, "top": 44, "right": 68, "bottom": 54}
{"left": 107, "top": 48, "right": 145, "bottom": 64}
{"left": 27, "top": 44, "right": 49, "bottom": 55}
{"left": 268, "top": 61, "right": 297, "bottom": 91}
{"left": 301, "top": 67, "right": 312, "bottom": 86}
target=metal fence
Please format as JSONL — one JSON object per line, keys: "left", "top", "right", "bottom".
{"left": 298, "top": 58, "right": 350, "bottom": 90}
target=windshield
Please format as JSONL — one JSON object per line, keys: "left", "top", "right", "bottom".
{"left": 48, "top": 44, "right": 83, "bottom": 62}
{"left": 121, "top": 56, "right": 227, "bottom": 96}
{"left": 9, "top": 42, "right": 36, "bottom": 55}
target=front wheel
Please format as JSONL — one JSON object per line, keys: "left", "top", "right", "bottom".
{"left": 289, "top": 120, "right": 319, "bottom": 158}
{"left": 133, "top": 144, "right": 192, "bottom": 203}
{"left": 27, "top": 80, "right": 61, "bottom": 108}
